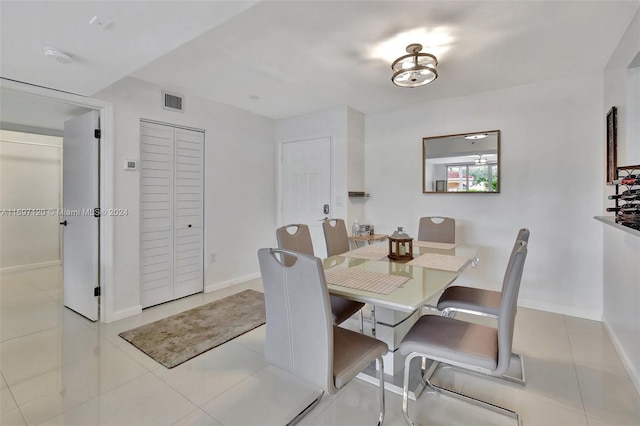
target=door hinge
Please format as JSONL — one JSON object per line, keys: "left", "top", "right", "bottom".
{"left": 94, "top": 287, "right": 101, "bottom": 297}
{"left": 94, "top": 129, "right": 101, "bottom": 139}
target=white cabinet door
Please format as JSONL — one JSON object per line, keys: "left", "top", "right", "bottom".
{"left": 173, "top": 128, "right": 204, "bottom": 299}
{"left": 62, "top": 110, "right": 99, "bottom": 321}
{"left": 140, "top": 122, "right": 204, "bottom": 308}
{"left": 140, "top": 122, "right": 175, "bottom": 307}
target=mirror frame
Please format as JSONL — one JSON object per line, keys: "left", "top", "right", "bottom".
{"left": 422, "top": 130, "right": 501, "bottom": 194}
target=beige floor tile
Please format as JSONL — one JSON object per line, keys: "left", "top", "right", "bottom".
{"left": 201, "top": 365, "right": 336, "bottom": 426}
{"left": 516, "top": 307, "right": 568, "bottom": 335}
{"left": 1, "top": 293, "right": 61, "bottom": 341}
{"left": 231, "top": 324, "right": 265, "bottom": 355}
{"left": 114, "top": 339, "right": 165, "bottom": 372}
{"left": 1, "top": 409, "right": 26, "bottom": 426}
{"left": 152, "top": 341, "right": 266, "bottom": 407}
{"left": 1, "top": 386, "right": 18, "bottom": 414}
{"left": 3, "top": 267, "right": 639, "bottom": 426}
{"left": 569, "top": 330, "right": 629, "bottom": 378}
{"left": 0, "top": 328, "right": 63, "bottom": 386}
{"left": 575, "top": 366, "right": 640, "bottom": 425}
{"left": 172, "top": 408, "right": 223, "bottom": 426}
{"left": 38, "top": 373, "right": 196, "bottom": 426}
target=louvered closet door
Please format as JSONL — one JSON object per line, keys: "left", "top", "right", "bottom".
{"left": 140, "top": 122, "right": 175, "bottom": 307}
{"left": 140, "top": 122, "right": 204, "bottom": 308}
{"left": 173, "top": 128, "right": 204, "bottom": 299}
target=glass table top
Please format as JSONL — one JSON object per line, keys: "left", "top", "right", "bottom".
{"left": 323, "top": 244, "right": 478, "bottom": 313}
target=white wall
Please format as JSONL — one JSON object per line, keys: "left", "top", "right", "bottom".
{"left": 365, "top": 73, "right": 604, "bottom": 320}
{"left": 94, "top": 77, "right": 275, "bottom": 320}
{"left": 602, "top": 8, "right": 640, "bottom": 393}
{"left": 0, "top": 130, "right": 62, "bottom": 270}
{"left": 275, "top": 106, "right": 367, "bottom": 255}
{"left": 347, "top": 108, "right": 366, "bottom": 231}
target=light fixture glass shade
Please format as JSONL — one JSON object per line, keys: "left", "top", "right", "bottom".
{"left": 465, "top": 133, "right": 489, "bottom": 140}
{"left": 391, "top": 44, "right": 438, "bottom": 88}
{"left": 474, "top": 155, "right": 487, "bottom": 165}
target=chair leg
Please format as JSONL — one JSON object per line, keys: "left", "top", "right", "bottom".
{"left": 402, "top": 353, "right": 521, "bottom": 426}
{"left": 359, "top": 309, "right": 364, "bottom": 334}
{"left": 286, "top": 390, "right": 325, "bottom": 426}
{"left": 402, "top": 353, "right": 419, "bottom": 426}
{"left": 377, "top": 356, "right": 386, "bottom": 426}
{"left": 439, "top": 309, "right": 526, "bottom": 385}
{"left": 500, "top": 352, "right": 526, "bottom": 385}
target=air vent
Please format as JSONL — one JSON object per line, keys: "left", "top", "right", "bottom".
{"left": 162, "top": 91, "right": 184, "bottom": 112}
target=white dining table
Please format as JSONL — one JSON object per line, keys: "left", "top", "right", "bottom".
{"left": 323, "top": 242, "right": 478, "bottom": 396}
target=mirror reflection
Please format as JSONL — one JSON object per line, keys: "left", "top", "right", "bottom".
{"left": 423, "top": 130, "right": 500, "bottom": 193}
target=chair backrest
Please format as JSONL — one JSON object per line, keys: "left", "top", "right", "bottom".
{"left": 275, "top": 224, "right": 314, "bottom": 266}
{"left": 418, "top": 216, "right": 455, "bottom": 243}
{"left": 514, "top": 228, "right": 530, "bottom": 248}
{"left": 322, "top": 219, "right": 350, "bottom": 257}
{"left": 495, "top": 241, "right": 528, "bottom": 377}
{"left": 257, "top": 248, "right": 334, "bottom": 392}
{"left": 500, "top": 228, "right": 530, "bottom": 294}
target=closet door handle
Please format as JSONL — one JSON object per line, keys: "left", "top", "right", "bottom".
{"left": 188, "top": 224, "right": 192, "bottom": 228}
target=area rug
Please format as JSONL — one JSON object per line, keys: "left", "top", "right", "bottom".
{"left": 119, "top": 289, "right": 265, "bottom": 368}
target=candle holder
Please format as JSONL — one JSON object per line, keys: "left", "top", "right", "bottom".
{"left": 388, "top": 227, "right": 414, "bottom": 262}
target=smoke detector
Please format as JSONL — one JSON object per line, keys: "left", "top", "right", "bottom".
{"left": 43, "top": 47, "right": 73, "bottom": 64}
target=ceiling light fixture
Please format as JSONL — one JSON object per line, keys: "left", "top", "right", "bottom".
{"left": 391, "top": 44, "right": 438, "bottom": 88}
{"left": 465, "top": 134, "right": 489, "bottom": 140}
{"left": 474, "top": 155, "right": 488, "bottom": 165}
{"left": 43, "top": 47, "right": 73, "bottom": 64}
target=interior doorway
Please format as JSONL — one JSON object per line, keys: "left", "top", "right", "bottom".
{"left": 280, "top": 137, "right": 332, "bottom": 258}
{"left": 0, "top": 79, "right": 114, "bottom": 322}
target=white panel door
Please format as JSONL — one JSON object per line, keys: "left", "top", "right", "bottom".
{"left": 62, "top": 110, "right": 99, "bottom": 321}
{"left": 173, "top": 128, "right": 204, "bottom": 299}
{"left": 282, "top": 137, "right": 331, "bottom": 258}
{"left": 140, "top": 122, "right": 175, "bottom": 307}
{"left": 140, "top": 122, "right": 203, "bottom": 308}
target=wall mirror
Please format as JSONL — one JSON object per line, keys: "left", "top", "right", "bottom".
{"left": 423, "top": 130, "right": 500, "bottom": 193}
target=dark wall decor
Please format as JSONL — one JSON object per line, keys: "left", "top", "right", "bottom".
{"left": 606, "top": 106, "right": 618, "bottom": 185}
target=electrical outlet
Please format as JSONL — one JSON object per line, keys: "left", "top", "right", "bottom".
{"left": 210, "top": 253, "right": 216, "bottom": 263}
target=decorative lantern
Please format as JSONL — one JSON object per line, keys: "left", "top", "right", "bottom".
{"left": 388, "top": 227, "right": 414, "bottom": 262}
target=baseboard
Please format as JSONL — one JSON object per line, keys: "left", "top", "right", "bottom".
{"left": 110, "top": 305, "right": 142, "bottom": 322}
{"left": 205, "top": 272, "right": 261, "bottom": 293}
{"left": 0, "top": 260, "right": 61, "bottom": 274}
{"left": 602, "top": 317, "right": 640, "bottom": 395}
{"left": 517, "top": 298, "right": 602, "bottom": 321}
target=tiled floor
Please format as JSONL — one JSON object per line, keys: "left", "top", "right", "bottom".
{"left": 1, "top": 265, "right": 639, "bottom": 426}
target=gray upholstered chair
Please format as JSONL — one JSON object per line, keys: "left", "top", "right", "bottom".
{"left": 436, "top": 228, "right": 530, "bottom": 384}
{"left": 257, "top": 248, "right": 388, "bottom": 425}
{"left": 322, "top": 218, "right": 351, "bottom": 256}
{"left": 399, "top": 242, "right": 528, "bottom": 426}
{"left": 276, "top": 224, "right": 364, "bottom": 326}
{"left": 417, "top": 216, "right": 455, "bottom": 243}
{"left": 322, "top": 218, "right": 368, "bottom": 332}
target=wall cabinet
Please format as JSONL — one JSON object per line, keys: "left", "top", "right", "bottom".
{"left": 140, "top": 121, "right": 204, "bottom": 308}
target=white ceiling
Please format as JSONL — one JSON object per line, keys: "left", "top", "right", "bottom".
{"left": 1, "top": 0, "right": 639, "bottom": 124}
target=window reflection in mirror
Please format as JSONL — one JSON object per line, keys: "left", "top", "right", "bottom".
{"left": 423, "top": 130, "right": 500, "bottom": 193}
